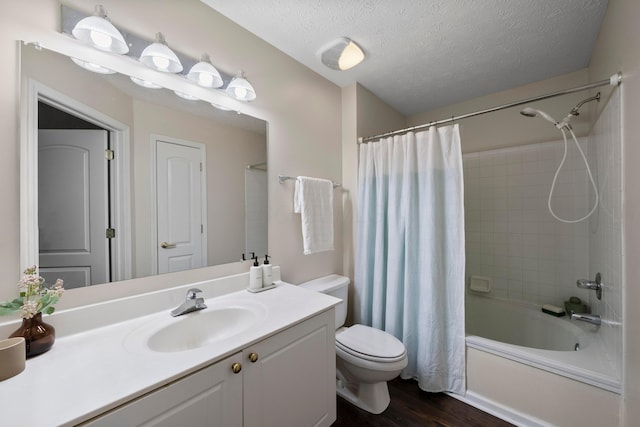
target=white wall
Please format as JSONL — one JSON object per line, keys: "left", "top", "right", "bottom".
{"left": 0, "top": 0, "right": 342, "bottom": 305}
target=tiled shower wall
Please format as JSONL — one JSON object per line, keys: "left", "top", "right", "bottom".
{"left": 464, "top": 139, "right": 593, "bottom": 306}
{"left": 588, "top": 89, "right": 622, "bottom": 377}
{"left": 464, "top": 89, "right": 623, "bottom": 378}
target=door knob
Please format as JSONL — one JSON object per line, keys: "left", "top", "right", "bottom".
{"left": 231, "top": 363, "right": 242, "bottom": 374}
{"left": 248, "top": 352, "right": 259, "bottom": 363}
{"left": 161, "top": 241, "right": 176, "bottom": 249}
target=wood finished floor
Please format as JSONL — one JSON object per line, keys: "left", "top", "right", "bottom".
{"left": 332, "top": 378, "right": 514, "bottom": 427}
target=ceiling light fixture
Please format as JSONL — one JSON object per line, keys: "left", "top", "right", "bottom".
{"left": 187, "top": 54, "right": 223, "bottom": 88}
{"left": 319, "top": 37, "right": 365, "bottom": 71}
{"left": 226, "top": 71, "right": 256, "bottom": 101}
{"left": 71, "top": 5, "right": 129, "bottom": 54}
{"left": 139, "top": 32, "right": 183, "bottom": 73}
{"left": 70, "top": 57, "right": 116, "bottom": 74}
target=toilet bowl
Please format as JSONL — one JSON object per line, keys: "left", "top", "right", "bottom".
{"left": 299, "top": 275, "right": 408, "bottom": 414}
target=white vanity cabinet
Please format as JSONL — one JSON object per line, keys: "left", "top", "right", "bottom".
{"left": 81, "top": 352, "right": 244, "bottom": 427}
{"left": 81, "top": 309, "right": 335, "bottom": 427}
{"left": 243, "top": 308, "right": 336, "bottom": 427}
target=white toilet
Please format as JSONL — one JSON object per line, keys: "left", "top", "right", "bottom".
{"left": 299, "top": 274, "right": 408, "bottom": 414}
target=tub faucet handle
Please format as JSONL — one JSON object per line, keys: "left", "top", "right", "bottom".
{"left": 576, "top": 272, "right": 603, "bottom": 300}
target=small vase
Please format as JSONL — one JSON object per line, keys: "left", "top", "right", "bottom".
{"left": 9, "top": 312, "right": 55, "bottom": 358}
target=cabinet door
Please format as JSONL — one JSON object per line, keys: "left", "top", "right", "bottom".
{"left": 82, "top": 352, "right": 243, "bottom": 427}
{"left": 243, "top": 309, "right": 336, "bottom": 427}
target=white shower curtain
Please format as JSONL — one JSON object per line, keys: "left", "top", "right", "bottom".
{"left": 354, "top": 125, "right": 466, "bottom": 394}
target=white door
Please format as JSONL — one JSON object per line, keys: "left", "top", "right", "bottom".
{"left": 38, "top": 129, "right": 110, "bottom": 288}
{"left": 156, "top": 139, "right": 205, "bottom": 274}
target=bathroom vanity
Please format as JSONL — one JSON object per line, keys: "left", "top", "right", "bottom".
{"left": 0, "top": 269, "right": 338, "bottom": 426}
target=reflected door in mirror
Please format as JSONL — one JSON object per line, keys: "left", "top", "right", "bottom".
{"left": 38, "top": 129, "right": 111, "bottom": 288}
{"left": 156, "top": 139, "right": 206, "bottom": 274}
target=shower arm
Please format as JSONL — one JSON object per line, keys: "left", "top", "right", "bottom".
{"left": 569, "top": 92, "right": 601, "bottom": 116}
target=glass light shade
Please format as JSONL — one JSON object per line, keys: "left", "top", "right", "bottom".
{"left": 130, "top": 76, "right": 162, "bottom": 89}
{"left": 72, "top": 5, "right": 129, "bottom": 54}
{"left": 71, "top": 57, "right": 116, "bottom": 74}
{"left": 338, "top": 40, "right": 365, "bottom": 71}
{"left": 140, "top": 33, "right": 183, "bottom": 73}
{"left": 188, "top": 54, "right": 223, "bottom": 88}
{"left": 319, "top": 37, "right": 365, "bottom": 71}
{"left": 174, "top": 91, "right": 199, "bottom": 101}
{"left": 226, "top": 71, "right": 256, "bottom": 101}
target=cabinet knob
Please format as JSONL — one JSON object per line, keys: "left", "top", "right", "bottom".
{"left": 249, "top": 352, "right": 259, "bottom": 363}
{"left": 231, "top": 363, "right": 242, "bottom": 374}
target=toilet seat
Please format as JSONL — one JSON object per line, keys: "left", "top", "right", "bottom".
{"left": 336, "top": 324, "right": 406, "bottom": 363}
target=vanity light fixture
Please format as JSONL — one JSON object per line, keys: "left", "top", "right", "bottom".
{"left": 139, "top": 32, "right": 183, "bottom": 73}
{"left": 226, "top": 71, "right": 256, "bottom": 101}
{"left": 71, "top": 5, "right": 129, "bottom": 54}
{"left": 319, "top": 37, "right": 365, "bottom": 71}
{"left": 70, "top": 57, "right": 115, "bottom": 74}
{"left": 211, "top": 102, "right": 234, "bottom": 111}
{"left": 187, "top": 54, "right": 223, "bottom": 88}
{"left": 175, "top": 91, "right": 199, "bottom": 101}
{"left": 130, "top": 76, "right": 162, "bottom": 89}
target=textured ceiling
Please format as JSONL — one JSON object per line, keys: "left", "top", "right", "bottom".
{"left": 201, "top": 0, "right": 608, "bottom": 116}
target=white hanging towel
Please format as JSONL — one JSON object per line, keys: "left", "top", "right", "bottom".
{"left": 294, "top": 176, "right": 334, "bottom": 254}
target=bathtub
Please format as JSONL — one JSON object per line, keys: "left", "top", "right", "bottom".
{"left": 465, "top": 293, "right": 619, "bottom": 392}
{"left": 461, "top": 294, "right": 621, "bottom": 426}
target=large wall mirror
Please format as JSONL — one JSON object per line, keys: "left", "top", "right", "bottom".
{"left": 20, "top": 42, "right": 267, "bottom": 290}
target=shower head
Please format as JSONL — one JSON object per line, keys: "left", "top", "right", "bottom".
{"left": 520, "top": 108, "right": 559, "bottom": 126}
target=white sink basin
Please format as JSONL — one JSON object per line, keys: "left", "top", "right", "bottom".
{"left": 125, "top": 298, "right": 268, "bottom": 353}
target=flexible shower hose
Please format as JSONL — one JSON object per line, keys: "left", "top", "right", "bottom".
{"left": 547, "top": 126, "right": 599, "bottom": 223}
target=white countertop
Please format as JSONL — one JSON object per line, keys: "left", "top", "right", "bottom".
{"left": 0, "top": 280, "right": 338, "bottom": 426}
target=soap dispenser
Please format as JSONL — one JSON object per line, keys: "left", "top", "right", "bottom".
{"left": 249, "top": 253, "right": 263, "bottom": 291}
{"left": 262, "top": 255, "right": 273, "bottom": 287}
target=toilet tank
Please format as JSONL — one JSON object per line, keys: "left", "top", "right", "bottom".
{"left": 298, "top": 274, "right": 349, "bottom": 329}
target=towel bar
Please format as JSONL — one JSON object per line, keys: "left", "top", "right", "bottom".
{"left": 278, "top": 175, "right": 341, "bottom": 188}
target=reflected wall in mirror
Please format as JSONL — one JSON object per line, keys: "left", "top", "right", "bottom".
{"left": 21, "top": 43, "right": 267, "bottom": 289}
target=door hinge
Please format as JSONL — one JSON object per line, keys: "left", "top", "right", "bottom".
{"left": 105, "top": 149, "right": 115, "bottom": 161}
{"left": 106, "top": 228, "right": 116, "bottom": 239}
{"left": 201, "top": 224, "right": 204, "bottom": 234}
{"left": 200, "top": 162, "right": 203, "bottom": 172}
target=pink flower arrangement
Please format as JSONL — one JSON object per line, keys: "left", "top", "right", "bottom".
{"left": 0, "top": 266, "right": 64, "bottom": 319}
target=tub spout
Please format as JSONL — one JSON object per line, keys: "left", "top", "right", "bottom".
{"left": 570, "top": 312, "right": 601, "bottom": 326}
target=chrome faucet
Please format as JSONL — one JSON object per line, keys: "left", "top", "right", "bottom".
{"left": 570, "top": 312, "right": 601, "bottom": 326}
{"left": 171, "top": 288, "right": 207, "bottom": 317}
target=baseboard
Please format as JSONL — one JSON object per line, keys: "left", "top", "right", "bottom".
{"left": 445, "top": 390, "right": 553, "bottom": 427}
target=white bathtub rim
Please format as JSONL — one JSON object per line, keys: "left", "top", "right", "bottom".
{"left": 466, "top": 335, "right": 621, "bottom": 394}
{"left": 447, "top": 390, "right": 552, "bottom": 427}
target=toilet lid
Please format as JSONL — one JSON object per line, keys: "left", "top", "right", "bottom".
{"left": 336, "top": 324, "right": 406, "bottom": 361}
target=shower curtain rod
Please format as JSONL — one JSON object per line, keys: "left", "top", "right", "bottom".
{"left": 359, "top": 72, "right": 622, "bottom": 143}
